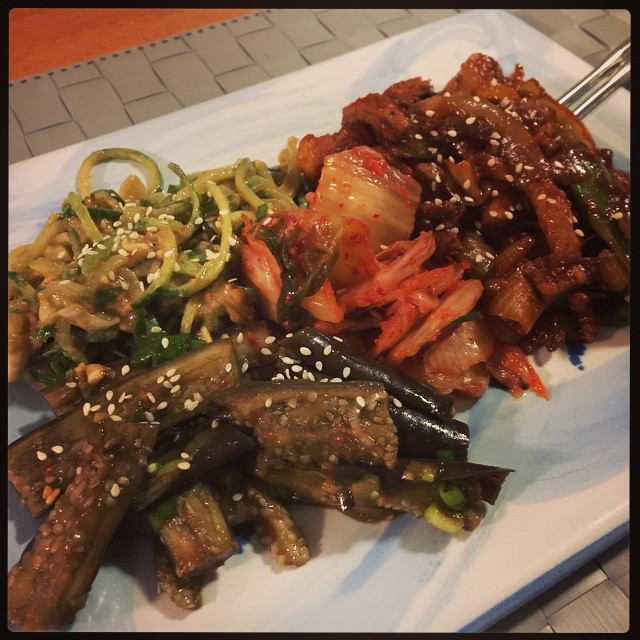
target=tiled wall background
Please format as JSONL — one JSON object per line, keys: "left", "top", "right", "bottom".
{"left": 7, "top": 8, "right": 630, "bottom": 634}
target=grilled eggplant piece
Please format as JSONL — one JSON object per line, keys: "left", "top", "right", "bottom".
{"left": 245, "top": 484, "right": 311, "bottom": 567}
{"left": 134, "top": 419, "right": 256, "bottom": 510}
{"left": 255, "top": 453, "right": 512, "bottom": 533}
{"left": 389, "top": 402, "right": 469, "bottom": 460}
{"left": 378, "top": 458, "right": 513, "bottom": 532}
{"left": 8, "top": 338, "right": 239, "bottom": 517}
{"left": 255, "top": 451, "right": 392, "bottom": 523}
{"left": 146, "top": 480, "right": 239, "bottom": 579}
{"left": 279, "top": 327, "right": 456, "bottom": 418}
{"left": 7, "top": 419, "right": 157, "bottom": 631}
{"left": 152, "top": 540, "right": 205, "bottom": 610}
{"left": 210, "top": 379, "right": 398, "bottom": 468}
{"left": 277, "top": 328, "right": 468, "bottom": 459}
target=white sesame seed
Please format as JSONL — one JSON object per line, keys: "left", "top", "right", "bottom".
{"left": 161, "top": 338, "right": 169, "bottom": 349}
{"left": 537, "top": 193, "right": 547, "bottom": 200}
{"left": 147, "top": 392, "right": 156, "bottom": 403}
{"left": 447, "top": 129, "right": 457, "bottom": 138}
{"left": 343, "top": 366, "right": 351, "bottom": 378}
{"left": 145, "top": 411, "right": 155, "bottom": 422}
{"left": 121, "top": 365, "right": 130, "bottom": 376}
{"left": 225, "top": 362, "right": 233, "bottom": 372}
{"left": 315, "top": 361, "right": 323, "bottom": 371}
{"left": 611, "top": 211, "right": 624, "bottom": 220}
{"left": 170, "top": 385, "right": 181, "bottom": 394}
{"left": 504, "top": 211, "right": 514, "bottom": 220}
{"left": 157, "top": 401, "right": 168, "bottom": 410}
{"left": 265, "top": 397, "right": 273, "bottom": 408}
{"left": 392, "top": 397, "right": 403, "bottom": 408}
{"left": 465, "top": 116, "right": 476, "bottom": 125}
{"left": 355, "top": 396, "right": 366, "bottom": 408}
{"left": 66, "top": 381, "right": 77, "bottom": 388}
{"left": 107, "top": 404, "right": 115, "bottom": 415}
{"left": 169, "top": 374, "right": 180, "bottom": 383}
{"left": 241, "top": 361, "right": 249, "bottom": 373}
{"left": 261, "top": 347, "right": 272, "bottom": 356}
{"left": 37, "top": 450, "right": 47, "bottom": 461}
{"left": 177, "top": 461, "right": 191, "bottom": 470}
{"left": 110, "top": 484, "right": 121, "bottom": 497}
{"left": 414, "top": 133, "right": 423, "bottom": 140}
{"left": 475, "top": 254, "right": 483, "bottom": 263}
{"left": 110, "top": 415, "right": 123, "bottom": 421}
{"left": 232, "top": 493, "right": 244, "bottom": 501}
{"left": 299, "top": 346, "right": 312, "bottom": 356}
{"left": 236, "top": 332, "right": 244, "bottom": 344}
{"left": 575, "top": 228, "right": 584, "bottom": 237}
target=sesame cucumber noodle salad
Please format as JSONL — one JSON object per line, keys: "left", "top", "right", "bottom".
{"left": 7, "top": 52, "right": 629, "bottom": 630}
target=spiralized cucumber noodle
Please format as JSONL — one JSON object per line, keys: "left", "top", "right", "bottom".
{"left": 7, "top": 140, "right": 305, "bottom": 384}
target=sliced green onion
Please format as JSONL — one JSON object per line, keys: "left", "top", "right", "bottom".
{"left": 438, "top": 483, "right": 466, "bottom": 510}
{"left": 424, "top": 502, "right": 465, "bottom": 533}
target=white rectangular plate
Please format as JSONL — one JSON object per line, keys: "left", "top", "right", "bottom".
{"left": 8, "top": 9, "right": 629, "bottom": 632}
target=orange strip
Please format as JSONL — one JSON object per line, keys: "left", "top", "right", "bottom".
{"left": 9, "top": 8, "right": 257, "bottom": 81}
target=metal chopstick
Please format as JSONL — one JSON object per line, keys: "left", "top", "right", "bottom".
{"left": 557, "top": 38, "right": 630, "bottom": 118}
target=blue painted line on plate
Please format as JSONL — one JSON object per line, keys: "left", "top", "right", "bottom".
{"left": 459, "top": 521, "right": 630, "bottom": 632}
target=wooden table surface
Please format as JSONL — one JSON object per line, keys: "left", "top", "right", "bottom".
{"left": 8, "top": 8, "right": 255, "bottom": 81}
